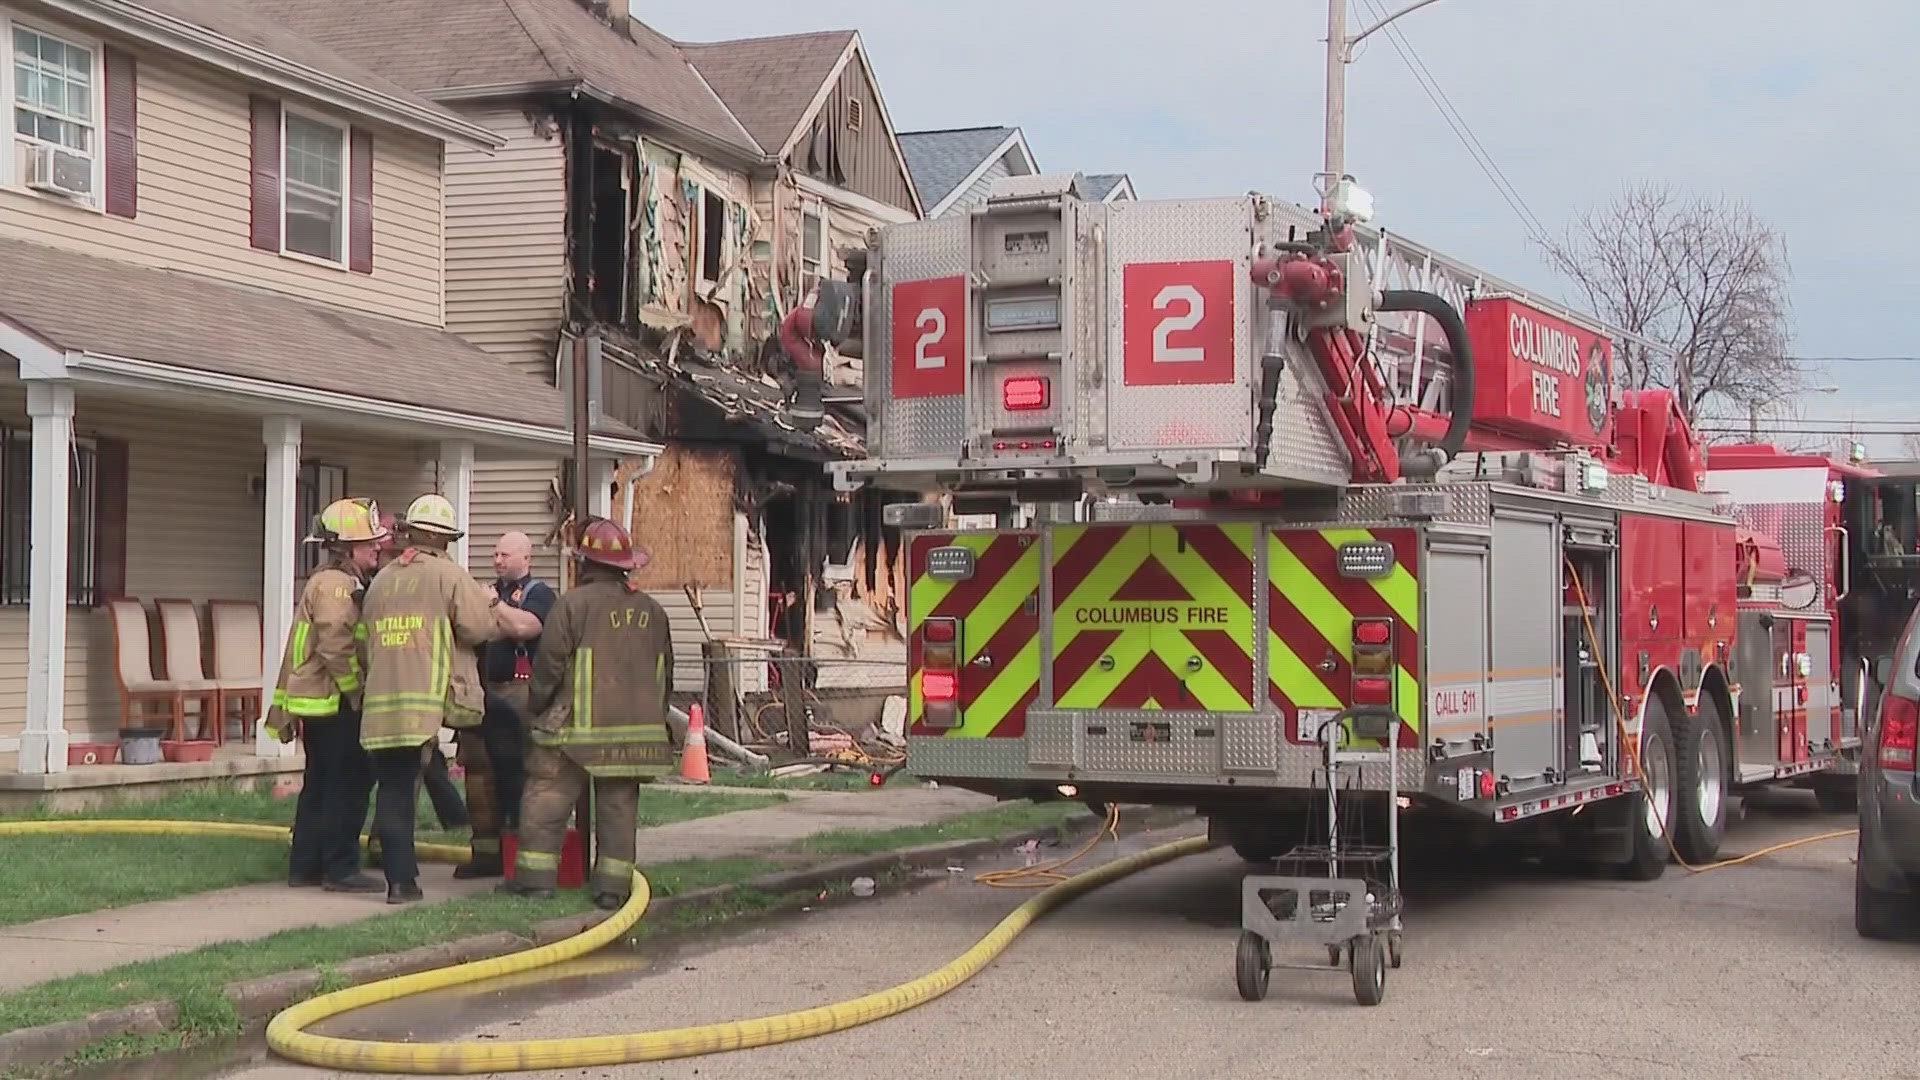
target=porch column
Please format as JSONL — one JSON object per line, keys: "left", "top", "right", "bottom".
{"left": 439, "top": 440, "right": 474, "bottom": 569}
{"left": 20, "top": 382, "right": 73, "bottom": 775}
{"left": 256, "top": 415, "right": 301, "bottom": 758}
{"left": 590, "top": 458, "right": 615, "bottom": 520}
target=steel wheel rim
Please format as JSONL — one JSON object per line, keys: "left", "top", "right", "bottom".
{"left": 1644, "top": 732, "right": 1672, "bottom": 838}
{"left": 1697, "top": 723, "right": 1724, "bottom": 829}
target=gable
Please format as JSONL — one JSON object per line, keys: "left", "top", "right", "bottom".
{"left": 786, "top": 41, "right": 919, "bottom": 215}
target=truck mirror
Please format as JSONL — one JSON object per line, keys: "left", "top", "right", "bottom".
{"left": 811, "top": 281, "right": 860, "bottom": 348}
{"left": 1778, "top": 570, "right": 1819, "bottom": 611}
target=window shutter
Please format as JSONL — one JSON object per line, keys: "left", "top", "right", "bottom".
{"left": 93, "top": 437, "right": 129, "bottom": 603}
{"left": 349, "top": 127, "right": 373, "bottom": 273}
{"left": 102, "top": 47, "right": 138, "bottom": 218}
{"left": 249, "top": 96, "right": 281, "bottom": 251}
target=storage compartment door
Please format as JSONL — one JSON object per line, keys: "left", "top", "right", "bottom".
{"left": 1490, "top": 513, "right": 1561, "bottom": 791}
{"left": 1426, "top": 541, "right": 1490, "bottom": 761}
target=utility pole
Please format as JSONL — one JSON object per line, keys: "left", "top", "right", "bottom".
{"left": 1321, "top": 0, "right": 1448, "bottom": 214}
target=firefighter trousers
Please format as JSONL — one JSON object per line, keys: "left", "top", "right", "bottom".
{"left": 457, "top": 682, "right": 529, "bottom": 860}
{"left": 514, "top": 742, "right": 638, "bottom": 899}
{"left": 366, "top": 745, "right": 426, "bottom": 887}
{"left": 288, "top": 705, "right": 373, "bottom": 884}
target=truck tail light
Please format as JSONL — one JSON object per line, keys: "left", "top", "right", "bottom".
{"left": 1351, "top": 619, "right": 1395, "bottom": 682}
{"left": 1353, "top": 619, "right": 1392, "bottom": 647}
{"left": 920, "top": 617, "right": 963, "bottom": 728}
{"left": 1353, "top": 676, "right": 1392, "bottom": 706}
{"left": 1879, "top": 692, "right": 1918, "bottom": 772}
{"left": 1002, "top": 376, "right": 1050, "bottom": 411}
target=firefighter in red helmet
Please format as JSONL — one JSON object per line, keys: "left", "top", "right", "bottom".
{"left": 499, "top": 517, "right": 671, "bottom": 910}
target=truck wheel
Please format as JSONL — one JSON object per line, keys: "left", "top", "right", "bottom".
{"left": 1814, "top": 782, "right": 1858, "bottom": 813}
{"left": 1620, "top": 697, "right": 1676, "bottom": 881}
{"left": 1672, "top": 695, "right": 1729, "bottom": 864}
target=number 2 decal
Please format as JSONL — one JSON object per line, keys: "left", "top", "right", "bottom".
{"left": 1151, "top": 285, "right": 1206, "bottom": 364}
{"left": 914, "top": 307, "right": 947, "bottom": 370}
{"left": 1123, "top": 260, "right": 1236, "bottom": 387}
{"left": 891, "top": 277, "right": 967, "bottom": 399}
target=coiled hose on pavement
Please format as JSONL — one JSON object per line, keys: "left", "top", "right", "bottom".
{"left": 0, "top": 816, "right": 1209, "bottom": 1074}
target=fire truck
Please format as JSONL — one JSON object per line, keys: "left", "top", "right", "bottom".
{"left": 799, "top": 173, "right": 1866, "bottom": 878}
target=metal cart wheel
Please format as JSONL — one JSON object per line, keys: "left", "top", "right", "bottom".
{"left": 1387, "top": 930, "right": 1404, "bottom": 970}
{"left": 1235, "top": 931, "right": 1271, "bottom": 1002}
{"left": 1350, "top": 933, "right": 1387, "bottom": 1006}
{"left": 1326, "top": 944, "right": 1344, "bottom": 967}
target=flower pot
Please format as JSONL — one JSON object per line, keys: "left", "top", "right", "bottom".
{"left": 160, "top": 739, "right": 216, "bottom": 763}
{"left": 68, "top": 742, "right": 119, "bottom": 766}
{"left": 119, "top": 728, "right": 166, "bottom": 766}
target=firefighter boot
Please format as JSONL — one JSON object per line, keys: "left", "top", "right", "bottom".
{"left": 386, "top": 880, "right": 425, "bottom": 905}
{"left": 453, "top": 730, "right": 503, "bottom": 878}
{"left": 495, "top": 879, "right": 556, "bottom": 901}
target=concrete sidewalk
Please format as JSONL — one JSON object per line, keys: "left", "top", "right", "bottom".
{"left": 0, "top": 782, "right": 994, "bottom": 994}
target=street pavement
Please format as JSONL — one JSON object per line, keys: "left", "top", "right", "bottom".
{"left": 204, "top": 791, "right": 1912, "bottom": 1080}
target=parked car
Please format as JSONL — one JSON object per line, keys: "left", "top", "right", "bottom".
{"left": 1858, "top": 627, "right": 1920, "bottom": 939}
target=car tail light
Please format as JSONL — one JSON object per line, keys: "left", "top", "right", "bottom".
{"left": 1002, "top": 376, "right": 1050, "bottom": 411}
{"left": 1880, "top": 692, "right": 1918, "bottom": 771}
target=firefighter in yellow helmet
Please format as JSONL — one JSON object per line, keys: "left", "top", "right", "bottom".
{"left": 267, "top": 497, "right": 386, "bottom": 893}
{"left": 357, "top": 493, "right": 502, "bottom": 904}
{"left": 499, "top": 518, "right": 672, "bottom": 911}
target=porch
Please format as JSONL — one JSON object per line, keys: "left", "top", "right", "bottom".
{"left": 0, "top": 236, "right": 659, "bottom": 778}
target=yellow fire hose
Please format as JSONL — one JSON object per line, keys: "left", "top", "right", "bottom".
{"left": 0, "top": 816, "right": 1209, "bottom": 1074}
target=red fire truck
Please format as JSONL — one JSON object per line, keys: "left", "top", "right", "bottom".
{"left": 800, "top": 174, "right": 1864, "bottom": 878}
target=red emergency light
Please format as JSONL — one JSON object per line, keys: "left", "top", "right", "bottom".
{"left": 1352, "top": 677, "right": 1392, "bottom": 706}
{"left": 1002, "top": 376, "right": 1050, "bottom": 411}
{"left": 922, "top": 671, "right": 959, "bottom": 703}
{"left": 924, "top": 618, "right": 958, "bottom": 644}
{"left": 1353, "top": 619, "right": 1392, "bottom": 647}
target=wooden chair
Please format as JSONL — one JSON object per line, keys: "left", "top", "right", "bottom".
{"left": 154, "top": 598, "right": 222, "bottom": 744}
{"left": 107, "top": 598, "right": 186, "bottom": 739}
{"left": 208, "top": 600, "right": 264, "bottom": 745}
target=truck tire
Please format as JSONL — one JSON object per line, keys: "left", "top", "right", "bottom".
{"left": 1814, "top": 781, "right": 1858, "bottom": 813}
{"left": 1620, "top": 697, "right": 1676, "bottom": 881}
{"left": 1855, "top": 837, "right": 1912, "bottom": 941}
{"left": 1672, "top": 695, "right": 1729, "bottom": 864}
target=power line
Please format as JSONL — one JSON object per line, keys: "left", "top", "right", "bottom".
{"left": 1789, "top": 356, "right": 1920, "bottom": 364}
{"left": 1353, "top": 0, "right": 1552, "bottom": 246}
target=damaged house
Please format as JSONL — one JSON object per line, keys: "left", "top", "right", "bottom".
{"left": 263, "top": 0, "right": 922, "bottom": 712}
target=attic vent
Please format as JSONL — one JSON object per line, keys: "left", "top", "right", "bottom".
{"left": 847, "top": 97, "right": 863, "bottom": 132}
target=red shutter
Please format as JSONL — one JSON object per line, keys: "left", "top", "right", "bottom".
{"left": 249, "top": 96, "right": 281, "bottom": 251}
{"left": 349, "top": 126, "right": 373, "bottom": 273}
{"left": 102, "top": 47, "right": 137, "bottom": 218}
{"left": 93, "top": 438, "right": 129, "bottom": 604}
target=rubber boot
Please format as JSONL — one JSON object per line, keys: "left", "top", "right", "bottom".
{"left": 452, "top": 854, "right": 505, "bottom": 880}
{"left": 324, "top": 872, "right": 384, "bottom": 894}
{"left": 495, "top": 879, "right": 555, "bottom": 901}
{"left": 593, "top": 891, "right": 626, "bottom": 912}
{"left": 288, "top": 872, "right": 323, "bottom": 888}
{"left": 386, "top": 880, "right": 425, "bottom": 905}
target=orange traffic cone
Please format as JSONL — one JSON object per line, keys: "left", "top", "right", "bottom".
{"left": 679, "top": 703, "right": 711, "bottom": 784}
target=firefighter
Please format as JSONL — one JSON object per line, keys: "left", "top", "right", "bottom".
{"left": 376, "top": 511, "right": 470, "bottom": 833}
{"left": 452, "top": 532, "right": 553, "bottom": 879}
{"left": 358, "top": 494, "right": 501, "bottom": 904}
{"left": 269, "top": 498, "right": 385, "bottom": 894}
{"left": 498, "top": 518, "right": 672, "bottom": 911}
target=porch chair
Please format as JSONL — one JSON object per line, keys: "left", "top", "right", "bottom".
{"left": 208, "top": 600, "right": 264, "bottom": 745}
{"left": 154, "top": 598, "right": 222, "bottom": 745}
{"left": 107, "top": 598, "right": 188, "bottom": 740}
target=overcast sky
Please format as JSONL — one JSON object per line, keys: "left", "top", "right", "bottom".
{"left": 654, "top": 1, "right": 1919, "bottom": 450}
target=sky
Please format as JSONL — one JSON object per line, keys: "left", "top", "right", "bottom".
{"left": 651, "top": 1, "right": 1920, "bottom": 453}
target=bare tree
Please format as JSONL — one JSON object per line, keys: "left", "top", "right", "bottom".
{"left": 1542, "top": 183, "right": 1795, "bottom": 430}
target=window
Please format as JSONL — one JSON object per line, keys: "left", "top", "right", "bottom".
{"left": 0, "top": 430, "right": 98, "bottom": 606}
{"left": 13, "top": 26, "right": 92, "bottom": 154}
{"left": 295, "top": 461, "right": 347, "bottom": 578}
{"left": 800, "top": 203, "right": 826, "bottom": 300}
{"left": 282, "top": 110, "right": 346, "bottom": 263}
{"left": 698, "top": 188, "right": 726, "bottom": 285}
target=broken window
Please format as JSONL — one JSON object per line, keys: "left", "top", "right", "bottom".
{"left": 800, "top": 202, "right": 826, "bottom": 300}
{"left": 699, "top": 188, "right": 726, "bottom": 286}
{"left": 588, "top": 142, "right": 631, "bottom": 324}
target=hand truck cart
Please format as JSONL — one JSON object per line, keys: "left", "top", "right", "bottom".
{"left": 1234, "top": 707, "right": 1405, "bottom": 1006}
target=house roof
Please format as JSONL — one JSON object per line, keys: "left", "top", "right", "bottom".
{"left": 681, "top": 31, "right": 855, "bottom": 155}
{"left": 43, "top": 0, "right": 501, "bottom": 147}
{"left": 897, "top": 126, "right": 1032, "bottom": 213}
{"left": 0, "top": 236, "right": 641, "bottom": 447}
{"left": 1084, "top": 173, "right": 1134, "bottom": 201}
{"left": 252, "top": 0, "right": 762, "bottom": 160}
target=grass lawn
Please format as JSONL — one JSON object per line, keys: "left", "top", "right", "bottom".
{"left": 0, "top": 784, "right": 778, "bottom": 927}
{"left": 708, "top": 766, "right": 898, "bottom": 791}
{"left": 0, "top": 795, "right": 1100, "bottom": 1072}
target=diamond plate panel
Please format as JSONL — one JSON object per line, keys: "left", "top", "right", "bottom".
{"left": 1079, "top": 711, "right": 1222, "bottom": 775}
{"left": 1026, "top": 711, "right": 1076, "bottom": 768}
{"left": 1261, "top": 333, "right": 1354, "bottom": 485}
{"left": 873, "top": 216, "right": 971, "bottom": 459}
{"left": 1071, "top": 203, "right": 1110, "bottom": 449}
{"left": 1221, "top": 714, "right": 1280, "bottom": 774}
{"left": 1104, "top": 198, "right": 1257, "bottom": 453}
{"left": 905, "top": 733, "right": 1424, "bottom": 791}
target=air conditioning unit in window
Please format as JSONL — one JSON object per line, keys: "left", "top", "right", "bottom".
{"left": 25, "top": 144, "right": 93, "bottom": 200}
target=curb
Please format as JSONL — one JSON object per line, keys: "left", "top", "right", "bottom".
{"left": 0, "top": 804, "right": 1199, "bottom": 1069}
